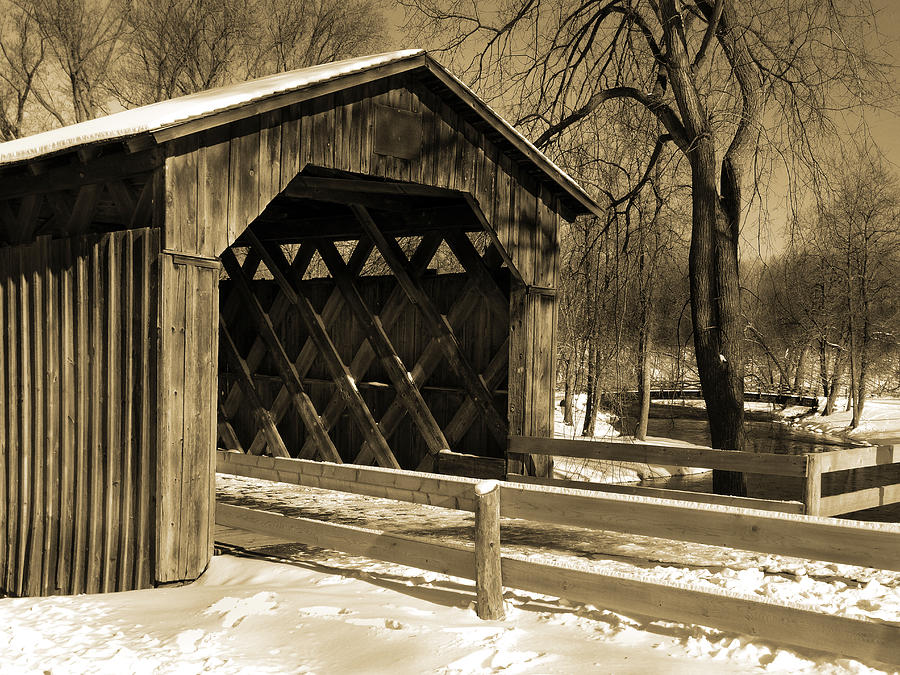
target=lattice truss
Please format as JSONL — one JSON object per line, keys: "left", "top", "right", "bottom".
{"left": 217, "top": 203, "right": 510, "bottom": 470}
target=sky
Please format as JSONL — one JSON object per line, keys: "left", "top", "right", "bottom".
{"left": 384, "top": 2, "right": 900, "bottom": 260}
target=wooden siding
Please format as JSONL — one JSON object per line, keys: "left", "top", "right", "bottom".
{"left": 0, "top": 229, "right": 158, "bottom": 596}
{"left": 156, "top": 253, "right": 219, "bottom": 584}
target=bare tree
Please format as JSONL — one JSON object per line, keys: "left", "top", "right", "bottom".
{"left": 110, "top": 0, "right": 386, "bottom": 108}
{"left": 0, "top": 3, "right": 47, "bottom": 140}
{"left": 250, "top": 0, "right": 387, "bottom": 76}
{"left": 20, "top": 0, "right": 128, "bottom": 123}
{"left": 809, "top": 154, "right": 899, "bottom": 427}
{"left": 404, "top": 0, "right": 892, "bottom": 494}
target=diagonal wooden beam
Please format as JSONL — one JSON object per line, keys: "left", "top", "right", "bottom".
{"left": 317, "top": 239, "right": 450, "bottom": 458}
{"left": 354, "top": 246, "right": 506, "bottom": 466}
{"left": 218, "top": 316, "right": 290, "bottom": 458}
{"left": 217, "top": 402, "right": 245, "bottom": 453}
{"left": 219, "top": 244, "right": 314, "bottom": 431}
{"left": 66, "top": 184, "right": 101, "bottom": 235}
{"left": 461, "top": 193, "right": 525, "bottom": 285}
{"left": 353, "top": 277, "right": 493, "bottom": 467}
{"left": 128, "top": 180, "right": 154, "bottom": 228}
{"left": 14, "top": 194, "right": 43, "bottom": 243}
{"left": 352, "top": 205, "right": 508, "bottom": 446}
{"left": 245, "top": 230, "right": 401, "bottom": 470}
{"left": 245, "top": 239, "right": 375, "bottom": 456}
{"left": 444, "top": 337, "right": 510, "bottom": 446}
{"left": 0, "top": 200, "right": 17, "bottom": 241}
{"left": 444, "top": 229, "right": 509, "bottom": 321}
{"left": 107, "top": 180, "right": 137, "bottom": 225}
{"left": 221, "top": 248, "right": 342, "bottom": 463}
{"left": 293, "top": 233, "right": 443, "bottom": 459}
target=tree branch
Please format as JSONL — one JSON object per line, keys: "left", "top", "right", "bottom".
{"left": 534, "top": 86, "right": 688, "bottom": 152}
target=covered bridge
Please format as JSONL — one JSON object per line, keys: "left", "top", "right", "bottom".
{"left": 0, "top": 50, "right": 599, "bottom": 597}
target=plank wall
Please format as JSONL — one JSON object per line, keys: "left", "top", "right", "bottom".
{"left": 164, "top": 73, "right": 562, "bottom": 449}
{"left": 0, "top": 229, "right": 158, "bottom": 596}
{"left": 155, "top": 253, "right": 219, "bottom": 584}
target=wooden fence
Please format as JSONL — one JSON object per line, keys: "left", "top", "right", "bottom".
{"left": 508, "top": 436, "right": 900, "bottom": 517}
{"left": 216, "top": 450, "right": 900, "bottom": 665}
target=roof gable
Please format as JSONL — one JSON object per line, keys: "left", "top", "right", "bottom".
{"left": 0, "top": 50, "right": 599, "bottom": 217}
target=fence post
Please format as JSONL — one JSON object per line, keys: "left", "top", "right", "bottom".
{"left": 803, "top": 453, "right": 823, "bottom": 516}
{"left": 474, "top": 480, "right": 504, "bottom": 620}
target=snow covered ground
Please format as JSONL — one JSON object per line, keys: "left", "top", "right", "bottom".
{"left": 790, "top": 398, "right": 900, "bottom": 444}
{"left": 2, "top": 470, "right": 898, "bottom": 674}
{"left": 2, "top": 395, "right": 898, "bottom": 673}
{"left": 553, "top": 392, "right": 710, "bottom": 483}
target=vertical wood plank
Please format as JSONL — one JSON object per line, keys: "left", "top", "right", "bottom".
{"left": 43, "top": 237, "right": 61, "bottom": 594}
{"left": 72, "top": 238, "right": 89, "bottom": 594}
{"left": 166, "top": 136, "right": 199, "bottom": 254}
{"left": 102, "top": 235, "right": 122, "bottom": 592}
{"left": 156, "top": 253, "right": 187, "bottom": 583}
{"left": 280, "top": 103, "right": 301, "bottom": 190}
{"left": 18, "top": 245, "right": 33, "bottom": 597}
{"left": 4, "top": 248, "right": 19, "bottom": 594}
{"left": 118, "top": 231, "right": 135, "bottom": 591}
{"left": 227, "top": 117, "right": 260, "bottom": 250}
{"left": 0, "top": 248, "right": 8, "bottom": 588}
{"left": 58, "top": 239, "right": 75, "bottom": 594}
{"left": 135, "top": 228, "right": 157, "bottom": 589}
{"left": 258, "top": 109, "right": 282, "bottom": 217}
{"left": 179, "top": 262, "right": 198, "bottom": 579}
{"left": 199, "top": 126, "right": 231, "bottom": 257}
{"left": 298, "top": 101, "right": 313, "bottom": 172}
{"left": 86, "top": 238, "right": 105, "bottom": 593}
{"left": 207, "top": 268, "right": 220, "bottom": 562}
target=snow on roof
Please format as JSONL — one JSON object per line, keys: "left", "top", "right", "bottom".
{"left": 0, "top": 50, "right": 424, "bottom": 165}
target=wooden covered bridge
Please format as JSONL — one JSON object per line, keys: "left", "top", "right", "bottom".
{"left": 0, "top": 50, "right": 599, "bottom": 597}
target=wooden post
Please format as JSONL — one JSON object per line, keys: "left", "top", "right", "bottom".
{"left": 474, "top": 480, "right": 504, "bottom": 620}
{"left": 803, "top": 453, "right": 823, "bottom": 517}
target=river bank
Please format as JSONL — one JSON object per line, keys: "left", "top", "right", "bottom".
{"left": 551, "top": 393, "right": 900, "bottom": 488}
{"left": 785, "top": 397, "right": 900, "bottom": 445}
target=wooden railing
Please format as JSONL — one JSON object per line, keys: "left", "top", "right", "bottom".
{"left": 508, "top": 436, "right": 900, "bottom": 517}
{"left": 216, "top": 450, "right": 900, "bottom": 666}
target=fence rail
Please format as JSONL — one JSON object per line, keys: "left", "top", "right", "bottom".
{"left": 509, "top": 436, "right": 900, "bottom": 517}
{"left": 215, "top": 469, "right": 900, "bottom": 666}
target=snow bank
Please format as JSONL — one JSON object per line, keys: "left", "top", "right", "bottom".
{"left": 553, "top": 392, "right": 709, "bottom": 484}
{"left": 4, "top": 548, "right": 895, "bottom": 674}
{"left": 789, "top": 398, "right": 900, "bottom": 443}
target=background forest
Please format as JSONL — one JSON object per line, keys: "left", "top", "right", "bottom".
{"left": 2, "top": 0, "right": 898, "bottom": 450}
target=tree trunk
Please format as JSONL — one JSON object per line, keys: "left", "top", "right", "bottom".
{"left": 660, "top": 0, "right": 750, "bottom": 496}
{"left": 563, "top": 350, "right": 576, "bottom": 426}
{"left": 689, "top": 149, "right": 747, "bottom": 496}
{"left": 582, "top": 341, "right": 599, "bottom": 437}
{"left": 824, "top": 353, "right": 845, "bottom": 416}
{"left": 635, "top": 315, "right": 652, "bottom": 440}
{"left": 793, "top": 344, "right": 809, "bottom": 393}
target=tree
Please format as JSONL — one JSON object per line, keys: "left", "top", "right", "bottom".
{"left": 111, "top": 0, "right": 251, "bottom": 106}
{"left": 250, "top": 0, "right": 387, "bottom": 75}
{"left": 0, "top": 3, "right": 46, "bottom": 140}
{"left": 110, "top": 0, "right": 387, "bottom": 108}
{"left": 20, "top": 0, "right": 128, "bottom": 124}
{"left": 806, "top": 154, "right": 900, "bottom": 427}
{"left": 404, "top": 0, "right": 892, "bottom": 494}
